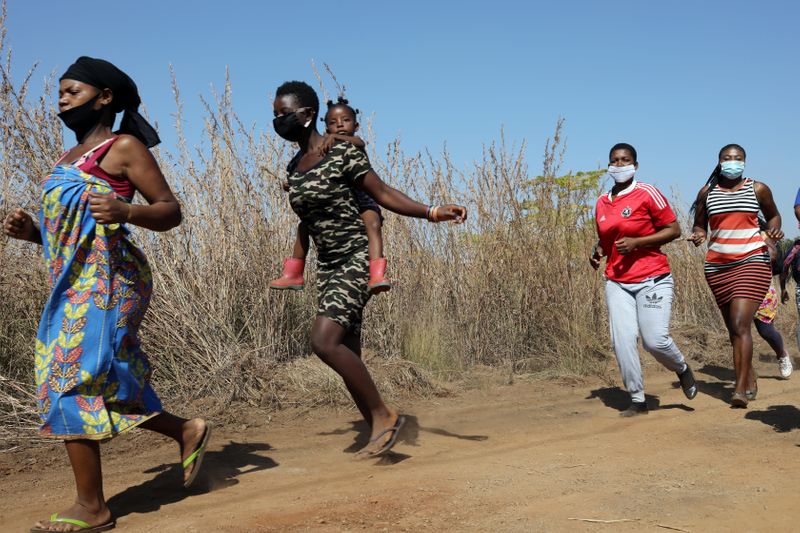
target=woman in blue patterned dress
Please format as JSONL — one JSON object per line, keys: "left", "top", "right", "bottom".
{"left": 4, "top": 57, "right": 210, "bottom": 532}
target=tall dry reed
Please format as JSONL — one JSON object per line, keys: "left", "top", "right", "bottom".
{"left": 2, "top": 3, "right": 789, "bottom": 445}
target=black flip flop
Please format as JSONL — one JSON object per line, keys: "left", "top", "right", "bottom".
{"left": 364, "top": 416, "right": 405, "bottom": 457}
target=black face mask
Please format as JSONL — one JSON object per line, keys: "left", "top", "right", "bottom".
{"left": 58, "top": 93, "right": 103, "bottom": 143}
{"left": 273, "top": 111, "right": 309, "bottom": 142}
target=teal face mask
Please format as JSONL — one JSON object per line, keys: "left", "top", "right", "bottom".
{"left": 720, "top": 160, "right": 745, "bottom": 179}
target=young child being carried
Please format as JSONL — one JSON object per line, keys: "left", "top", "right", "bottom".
{"left": 270, "top": 96, "right": 390, "bottom": 294}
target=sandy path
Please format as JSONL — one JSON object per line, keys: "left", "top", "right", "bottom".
{"left": 2, "top": 355, "right": 800, "bottom": 532}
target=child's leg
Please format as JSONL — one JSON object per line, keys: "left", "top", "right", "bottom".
{"left": 32, "top": 440, "right": 112, "bottom": 530}
{"left": 271, "top": 222, "right": 308, "bottom": 290}
{"left": 293, "top": 222, "right": 310, "bottom": 260}
{"left": 360, "top": 211, "right": 383, "bottom": 261}
{"left": 362, "top": 210, "right": 391, "bottom": 293}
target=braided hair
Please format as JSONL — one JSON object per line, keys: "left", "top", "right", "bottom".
{"left": 706, "top": 143, "right": 747, "bottom": 191}
{"left": 323, "top": 96, "right": 359, "bottom": 122}
{"left": 690, "top": 143, "right": 747, "bottom": 217}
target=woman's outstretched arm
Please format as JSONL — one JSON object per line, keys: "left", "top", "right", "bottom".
{"left": 359, "top": 170, "right": 466, "bottom": 223}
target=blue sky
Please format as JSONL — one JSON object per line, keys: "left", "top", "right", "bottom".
{"left": 6, "top": 0, "right": 799, "bottom": 234}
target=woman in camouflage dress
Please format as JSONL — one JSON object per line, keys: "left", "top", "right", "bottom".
{"left": 272, "top": 81, "right": 467, "bottom": 457}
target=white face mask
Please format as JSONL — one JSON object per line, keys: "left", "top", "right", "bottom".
{"left": 607, "top": 164, "right": 636, "bottom": 184}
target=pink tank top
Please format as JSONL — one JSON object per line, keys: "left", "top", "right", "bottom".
{"left": 63, "top": 137, "right": 135, "bottom": 201}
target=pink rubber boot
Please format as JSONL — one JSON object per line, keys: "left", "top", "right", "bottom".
{"left": 368, "top": 258, "right": 392, "bottom": 294}
{"left": 270, "top": 258, "right": 305, "bottom": 290}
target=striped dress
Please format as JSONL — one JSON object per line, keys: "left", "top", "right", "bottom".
{"left": 703, "top": 178, "right": 771, "bottom": 307}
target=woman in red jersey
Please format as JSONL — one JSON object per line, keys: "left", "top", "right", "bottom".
{"left": 689, "top": 144, "right": 783, "bottom": 408}
{"left": 591, "top": 143, "right": 696, "bottom": 417}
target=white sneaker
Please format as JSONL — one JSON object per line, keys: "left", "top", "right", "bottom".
{"left": 779, "top": 355, "right": 793, "bottom": 379}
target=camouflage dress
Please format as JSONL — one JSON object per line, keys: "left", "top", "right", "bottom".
{"left": 287, "top": 141, "right": 372, "bottom": 334}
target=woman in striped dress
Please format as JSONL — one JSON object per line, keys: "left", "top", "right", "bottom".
{"left": 689, "top": 144, "right": 783, "bottom": 407}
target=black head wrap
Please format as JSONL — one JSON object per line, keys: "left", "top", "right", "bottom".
{"left": 60, "top": 56, "right": 160, "bottom": 148}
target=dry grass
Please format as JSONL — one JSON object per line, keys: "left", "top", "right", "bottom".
{"left": 0, "top": 2, "right": 797, "bottom": 446}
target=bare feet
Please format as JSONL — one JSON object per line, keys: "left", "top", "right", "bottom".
{"left": 180, "top": 418, "right": 208, "bottom": 483}
{"left": 32, "top": 502, "right": 112, "bottom": 532}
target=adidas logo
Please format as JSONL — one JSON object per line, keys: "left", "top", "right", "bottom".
{"left": 644, "top": 292, "right": 663, "bottom": 308}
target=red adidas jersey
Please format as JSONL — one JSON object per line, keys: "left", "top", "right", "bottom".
{"left": 595, "top": 180, "right": 677, "bottom": 283}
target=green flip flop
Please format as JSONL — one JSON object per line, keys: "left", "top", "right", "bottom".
{"left": 183, "top": 422, "right": 213, "bottom": 488}
{"left": 30, "top": 513, "right": 115, "bottom": 532}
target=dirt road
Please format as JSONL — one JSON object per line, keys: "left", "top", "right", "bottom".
{"left": 2, "top": 354, "right": 800, "bottom": 532}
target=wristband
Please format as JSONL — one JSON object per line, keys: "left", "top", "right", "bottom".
{"left": 432, "top": 206, "right": 441, "bottom": 223}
